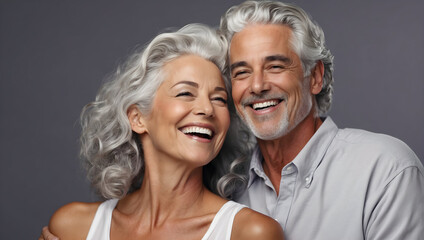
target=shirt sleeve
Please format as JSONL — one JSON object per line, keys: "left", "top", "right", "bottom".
{"left": 365, "top": 166, "right": 424, "bottom": 240}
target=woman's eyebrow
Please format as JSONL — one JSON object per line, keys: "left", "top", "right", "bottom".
{"left": 172, "top": 80, "right": 199, "bottom": 88}
{"left": 215, "top": 86, "right": 227, "bottom": 94}
{"left": 172, "top": 81, "right": 227, "bottom": 94}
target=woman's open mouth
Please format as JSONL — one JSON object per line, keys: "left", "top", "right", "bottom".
{"left": 180, "top": 126, "right": 214, "bottom": 140}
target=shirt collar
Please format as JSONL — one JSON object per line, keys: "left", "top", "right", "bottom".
{"left": 247, "top": 145, "right": 265, "bottom": 187}
{"left": 246, "top": 117, "right": 339, "bottom": 188}
{"left": 292, "top": 117, "right": 338, "bottom": 188}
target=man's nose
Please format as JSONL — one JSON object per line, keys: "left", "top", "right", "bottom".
{"left": 250, "top": 71, "right": 270, "bottom": 94}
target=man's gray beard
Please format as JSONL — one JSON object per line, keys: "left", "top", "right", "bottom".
{"left": 239, "top": 80, "right": 313, "bottom": 140}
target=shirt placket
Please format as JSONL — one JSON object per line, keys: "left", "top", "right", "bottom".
{"left": 274, "top": 163, "right": 298, "bottom": 228}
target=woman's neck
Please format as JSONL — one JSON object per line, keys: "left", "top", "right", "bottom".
{"left": 138, "top": 165, "right": 207, "bottom": 219}
{"left": 111, "top": 133, "right": 229, "bottom": 240}
{"left": 112, "top": 164, "right": 221, "bottom": 239}
{"left": 109, "top": 134, "right": 229, "bottom": 239}
{"left": 116, "top": 141, "right": 213, "bottom": 226}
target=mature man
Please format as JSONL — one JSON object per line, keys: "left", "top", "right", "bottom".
{"left": 219, "top": 1, "right": 424, "bottom": 239}
{"left": 41, "top": 1, "right": 424, "bottom": 239}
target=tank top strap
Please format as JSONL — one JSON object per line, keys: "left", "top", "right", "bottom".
{"left": 86, "top": 199, "right": 246, "bottom": 240}
{"left": 86, "top": 199, "right": 119, "bottom": 240}
{"left": 202, "top": 201, "right": 247, "bottom": 240}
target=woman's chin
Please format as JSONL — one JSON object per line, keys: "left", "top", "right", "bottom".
{"left": 180, "top": 154, "right": 215, "bottom": 167}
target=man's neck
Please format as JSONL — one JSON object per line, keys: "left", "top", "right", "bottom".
{"left": 257, "top": 111, "right": 323, "bottom": 194}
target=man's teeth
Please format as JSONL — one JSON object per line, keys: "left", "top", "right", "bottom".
{"left": 252, "top": 100, "right": 279, "bottom": 110}
{"left": 181, "top": 127, "right": 212, "bottom": 137}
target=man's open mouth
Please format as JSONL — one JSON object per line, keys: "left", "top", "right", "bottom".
{"left": 250, "top": 99, "right": 283, "bottom": 111}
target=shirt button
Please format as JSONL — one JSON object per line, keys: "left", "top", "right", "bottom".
{"left": 305, "top": 177, "right": 310, "bottom": 182}
{"left": 286, "top": 166, "right": 292, "bottom": 171}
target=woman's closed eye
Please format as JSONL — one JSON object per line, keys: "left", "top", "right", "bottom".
{"left": 212, "top": 96, "right": 227, "bottom": 104}
{"left": 176, "top": 91, "right": 194, "bottom": 97}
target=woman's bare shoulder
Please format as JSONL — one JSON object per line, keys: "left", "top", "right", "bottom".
{"left": 232, "top": 208, "right": 284, "bottom": 240}
{"left": 49, "top": 201, "right": 101, "bottom": 240}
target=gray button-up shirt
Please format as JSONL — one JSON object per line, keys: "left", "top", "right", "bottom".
{"left": 236, "top": 117, "right": 424, "bottom": 240}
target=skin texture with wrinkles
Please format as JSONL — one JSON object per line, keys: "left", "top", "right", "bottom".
{"left": 46, "top": 54, "right": 284, "bottom": 240}
{"left": 230, "top": 24, "right": 313, "bottom": 141}
{"left": 230, "top": 24, "right": 324, "bottom": 194}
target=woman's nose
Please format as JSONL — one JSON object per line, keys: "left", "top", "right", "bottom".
{"left": 193, "top": 97, "right": 214, "bottom": 117}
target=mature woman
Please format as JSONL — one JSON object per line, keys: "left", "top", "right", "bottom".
{"left": 46, "top": 24, "right": 284, "bottom": 240}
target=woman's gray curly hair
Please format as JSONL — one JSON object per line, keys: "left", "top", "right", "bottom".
{"left": 80, "top": 23, "right": 253, "bottom": 200}
{"left": 220, "top": 0, "right": 335, "bottom": 116}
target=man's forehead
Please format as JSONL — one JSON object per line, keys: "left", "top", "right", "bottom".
{"left": 230, "top": 23, "right": 293, "bottom": 42}
{"left": 229, "top": 24, "right": 295, "bottom": 63}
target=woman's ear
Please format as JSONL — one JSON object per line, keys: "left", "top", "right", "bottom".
{"left": 310, "top": 60, "right": 324, "bottom": 95}
{"left": 127, "top": 104, "right": 147, "bottom": 134}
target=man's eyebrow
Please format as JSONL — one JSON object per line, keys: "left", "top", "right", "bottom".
{"left": 265, "top": 55, "right": 291, "bottom": 64}
{"left": 172, "top": 80, "right": 198, "bottom": 88}
{"left": 230, "top": 61, "right": 248, "bottom": 70}
{"left": 230, "top": 55, "right": 291, "bottom": 70}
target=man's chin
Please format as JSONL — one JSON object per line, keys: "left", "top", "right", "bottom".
{"left": 238, "top": 115, "right": 287, "bottom": 140}
{"left": 249, "top": 124, "right": 291, "bottom": 140}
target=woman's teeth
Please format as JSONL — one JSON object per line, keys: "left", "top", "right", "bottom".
{"left": 181, "top": 126, "right": 213, "bottom": 139}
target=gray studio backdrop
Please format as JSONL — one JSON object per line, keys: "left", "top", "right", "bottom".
{"left": 1, "top": 0, "right": 423, "bottom": 239}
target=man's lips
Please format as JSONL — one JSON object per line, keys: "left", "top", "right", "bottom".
{"left": 247, "top": 99, "right": 284, "bottom": 111}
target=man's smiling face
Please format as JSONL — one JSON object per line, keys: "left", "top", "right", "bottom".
{"left": 229, "top": 24, "right": 313, "bottom": 140}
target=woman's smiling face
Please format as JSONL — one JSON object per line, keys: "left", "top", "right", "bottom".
{"left": 132, "top": 54, "right": 230, "bottom": 167}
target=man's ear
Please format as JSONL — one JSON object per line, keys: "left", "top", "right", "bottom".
{"left": 310, "top": 60, "right": 324, "bottom": 95}
{"left": 127, "top": 104, "right": 147, "bottom": 134}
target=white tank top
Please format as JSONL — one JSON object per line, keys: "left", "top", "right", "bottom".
{"left": 86, "top": 199, "right": 246, "bottom": 240}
